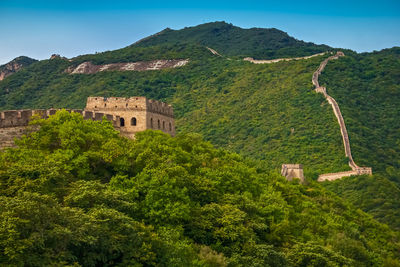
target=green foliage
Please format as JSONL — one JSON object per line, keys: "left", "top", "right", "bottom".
{"left": 324, "top": 174, "right": 400, "bottom": 230}
{"left": 0, "top": 111, "right": 399, "bottom": 266}
{"left": 320, "top": 47, "right": 400, "bottom": 175}
{"left": 134, "top": 21, "right": 330, "bottom": 59}
{"left": 0, "top": 54, "right": 349, "bottom": 177}
{"left": 0, "top": 23, "right": 399, "bottom": 238}
{"left": 317, "top": 48, "right": 400, "bottom": 230}
{"left": 0, "top": 56, "right": 37, "bottom": 72}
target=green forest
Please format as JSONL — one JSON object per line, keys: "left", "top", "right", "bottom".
{"left": 1, "top": 22, "right": 400, "bottom": 265}
{"left": 1, "top": 111, "right": 399, "bottom": 266}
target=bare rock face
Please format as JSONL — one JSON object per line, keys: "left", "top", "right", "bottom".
{"left": 0, "top": 56, "right": 37, "bottom": 81}
{"left": 0, "top": 62, "right": 23, "bottom": 81}
{"left": 65, "top": 59, "right": 189, "bottom": 74}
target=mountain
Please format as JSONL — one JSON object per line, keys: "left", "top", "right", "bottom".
{"left": 0, "top": 22, "right": 399, "bottom": 231}
{"left": 134, "top": 21, "right": 331, "bottom": 59}
{"left": 0, "top": 56, "right": 37, "bottom": 81}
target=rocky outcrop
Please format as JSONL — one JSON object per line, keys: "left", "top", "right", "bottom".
{"left": 50, "top": 54, "right": 68, "bottom": 60}
{"left": 207, "top": 47, "right": 222, "bottom": 56}
{"left": 65, "top": 59, "right": 189, "bottom": 74}
{"left": 313, "top": 51, "right": 372, "bottom": 181}
{"left": 0, "top": 56, "right": 37, "bottom": 81}
{"left": 244, "top": 52, "right": 326, "bottom": 64}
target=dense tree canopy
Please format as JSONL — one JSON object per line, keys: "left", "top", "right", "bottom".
{"left": 0, "top": 111, "right": 399, "bottom": 266}
{"left": 0, "top": 22, "right": 399, "bottom": 243}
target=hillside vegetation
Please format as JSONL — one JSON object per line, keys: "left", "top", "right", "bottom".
{"left": 0, "top": 56, "right": 37, "bottom": 80}
{"left": 324, "top": 174, "right": 400, "bottom": 230}
{"left": 0, "top": 22, "right": 400, "bottom": 231}
{"left": 134, "top": 21, "right": 331, "bottom": 59}
{"left": 0, "top": 53, "right": 348, "bottom": 177}
{"left": 319, "top": 48, "right": 400, "bottom": 175}
{"left": 0, "top": 111, "right": 399, "bottom": 266}
{"left": 318, "top": 47, "right": 400, "bottom": 230}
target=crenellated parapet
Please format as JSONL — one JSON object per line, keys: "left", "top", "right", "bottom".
{"left": 147, "top": 99, "right": 174, "bottom": 117}
{"left": 85, "top": 96, "right": 174, "bottom": 118}
{"left": 0, "top": 109, "right": 122, "bottom": 129}
{"left": 0, "top": 108, "right": 126, "bottom": 149}
{"left": 85, "top": 96, "right": 175, "bottom": 138}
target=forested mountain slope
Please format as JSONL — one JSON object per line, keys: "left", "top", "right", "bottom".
{"left": 318, "top": 48, "right": 400, "bottom": 230}
{"left": 0, "top": 53, "right": 348, "bottom": 177}
{"left": 134, "top": 21, "right": 331, "bottom": 59}
{"left": 0, "top": 111, "right": 399, "bottom": 266}
{"left": 0, "top": 23, "right": 399, "bottom": 231}
{"left": 319, "top": 48, "right": 400, "bottom": 175}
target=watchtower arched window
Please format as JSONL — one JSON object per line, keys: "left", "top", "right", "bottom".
{"left": 120, "top": 118, "right": 125, "bottom": 127}
{"left": 150, "top": 118, "right": 153, "bottom": 128}
{"left": 131, "top": 117, "right": 137, "bottom": 126}
{"left": 162, "top": 121, "right": 165, "bottom": 129}
{"left": 158, "top": 119, "right": 160, "bottom": 129}
{"left": 169, "top": 122, "right": 172, "bottom": 131}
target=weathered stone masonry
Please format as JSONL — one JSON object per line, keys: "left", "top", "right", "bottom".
{"left": 0, "top": 97, "right": 175, "bottom": 149}
{"left": 281, "top": 164, "right": 305, "bottom": 183}
{"left": 85, "top": 97, "right": 175, "bottom": 139}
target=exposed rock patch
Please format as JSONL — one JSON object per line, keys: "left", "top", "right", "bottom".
{"left": 206, "top": 47, "right": 222, "bottom": 56}
{"left": 66, "top": 59, "right": 189, "bottom": 74}
{"left": 0, "top": 56, "right": 37, "bottom": 81}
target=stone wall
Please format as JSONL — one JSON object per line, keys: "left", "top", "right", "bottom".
{"left": 318, "top": 167, "right": 373, "bottom": 182}
{"left": 0, "top": 126, "right": 30, "bottom": 149}
{"left": 281, "top": 164, "right": 305, "bottom": 183}
{"left": 244, "top": 52, "right": 327, "bottom": 64}
{"left": 85, "top": 96, "right": 175, "bottom": 138}
{"left": 312, "top": 51, "right": 372, "bottom": 181}
{"left": 0, "top": 109, "right": 122, "bottom": 149}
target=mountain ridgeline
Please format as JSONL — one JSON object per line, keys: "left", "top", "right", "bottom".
{"left": 0, "top": 56, "right": 37, "bottom": 81}
{"left": 133, "top": 21, "right": 331, "bottom": 59}
{"left": 1, "top": 21, "right": 400, "bottom": 264}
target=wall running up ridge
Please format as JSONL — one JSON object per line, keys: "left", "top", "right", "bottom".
{"left": 313, "top": 52, "right": 372, "bottom": 181}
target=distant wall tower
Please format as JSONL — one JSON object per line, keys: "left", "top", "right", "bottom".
{"left": 281, "top": 164, "right": 305, "bottom": 182}
{"left": 85, "top": 97, "right": 175, "bottom": 138}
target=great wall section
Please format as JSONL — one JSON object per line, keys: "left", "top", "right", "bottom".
{"left": 1, "top": 51, "right": 373, "bottom": 182}
{"left": 0, "top": 97, "right": 175, "bottom": 149}
{"left": 244, "top": 52, "right": 327, "bottom": 64}
{"left": 312, "top": 52, "right": 372, "bottom": 181}
{"left": 0, "top": 109, "right": 120, "bottom": 149}
{"left": 246, "top": 51, "right": 373, "bottom": 182}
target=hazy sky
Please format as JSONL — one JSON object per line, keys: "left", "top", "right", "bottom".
{"left": 1, "top": 0, "right": 399, "bottom": 64}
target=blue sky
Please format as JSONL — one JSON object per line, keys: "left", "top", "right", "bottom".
{"left": 0, "top": 0, "right": 399, "bottom": 64}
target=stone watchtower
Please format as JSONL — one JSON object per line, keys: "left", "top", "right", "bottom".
{"left": 281, "top": 164, "right": 305, "bottom": 182}
{"left": 85, "top": 97, "right": 175, "bottom": 138}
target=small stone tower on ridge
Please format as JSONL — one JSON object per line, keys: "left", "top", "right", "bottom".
{"left": 85, "top": 97, "right": 175, "bottom": 138}
{"left": 281, "top": 164, "right": 305, "bottom": 183}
